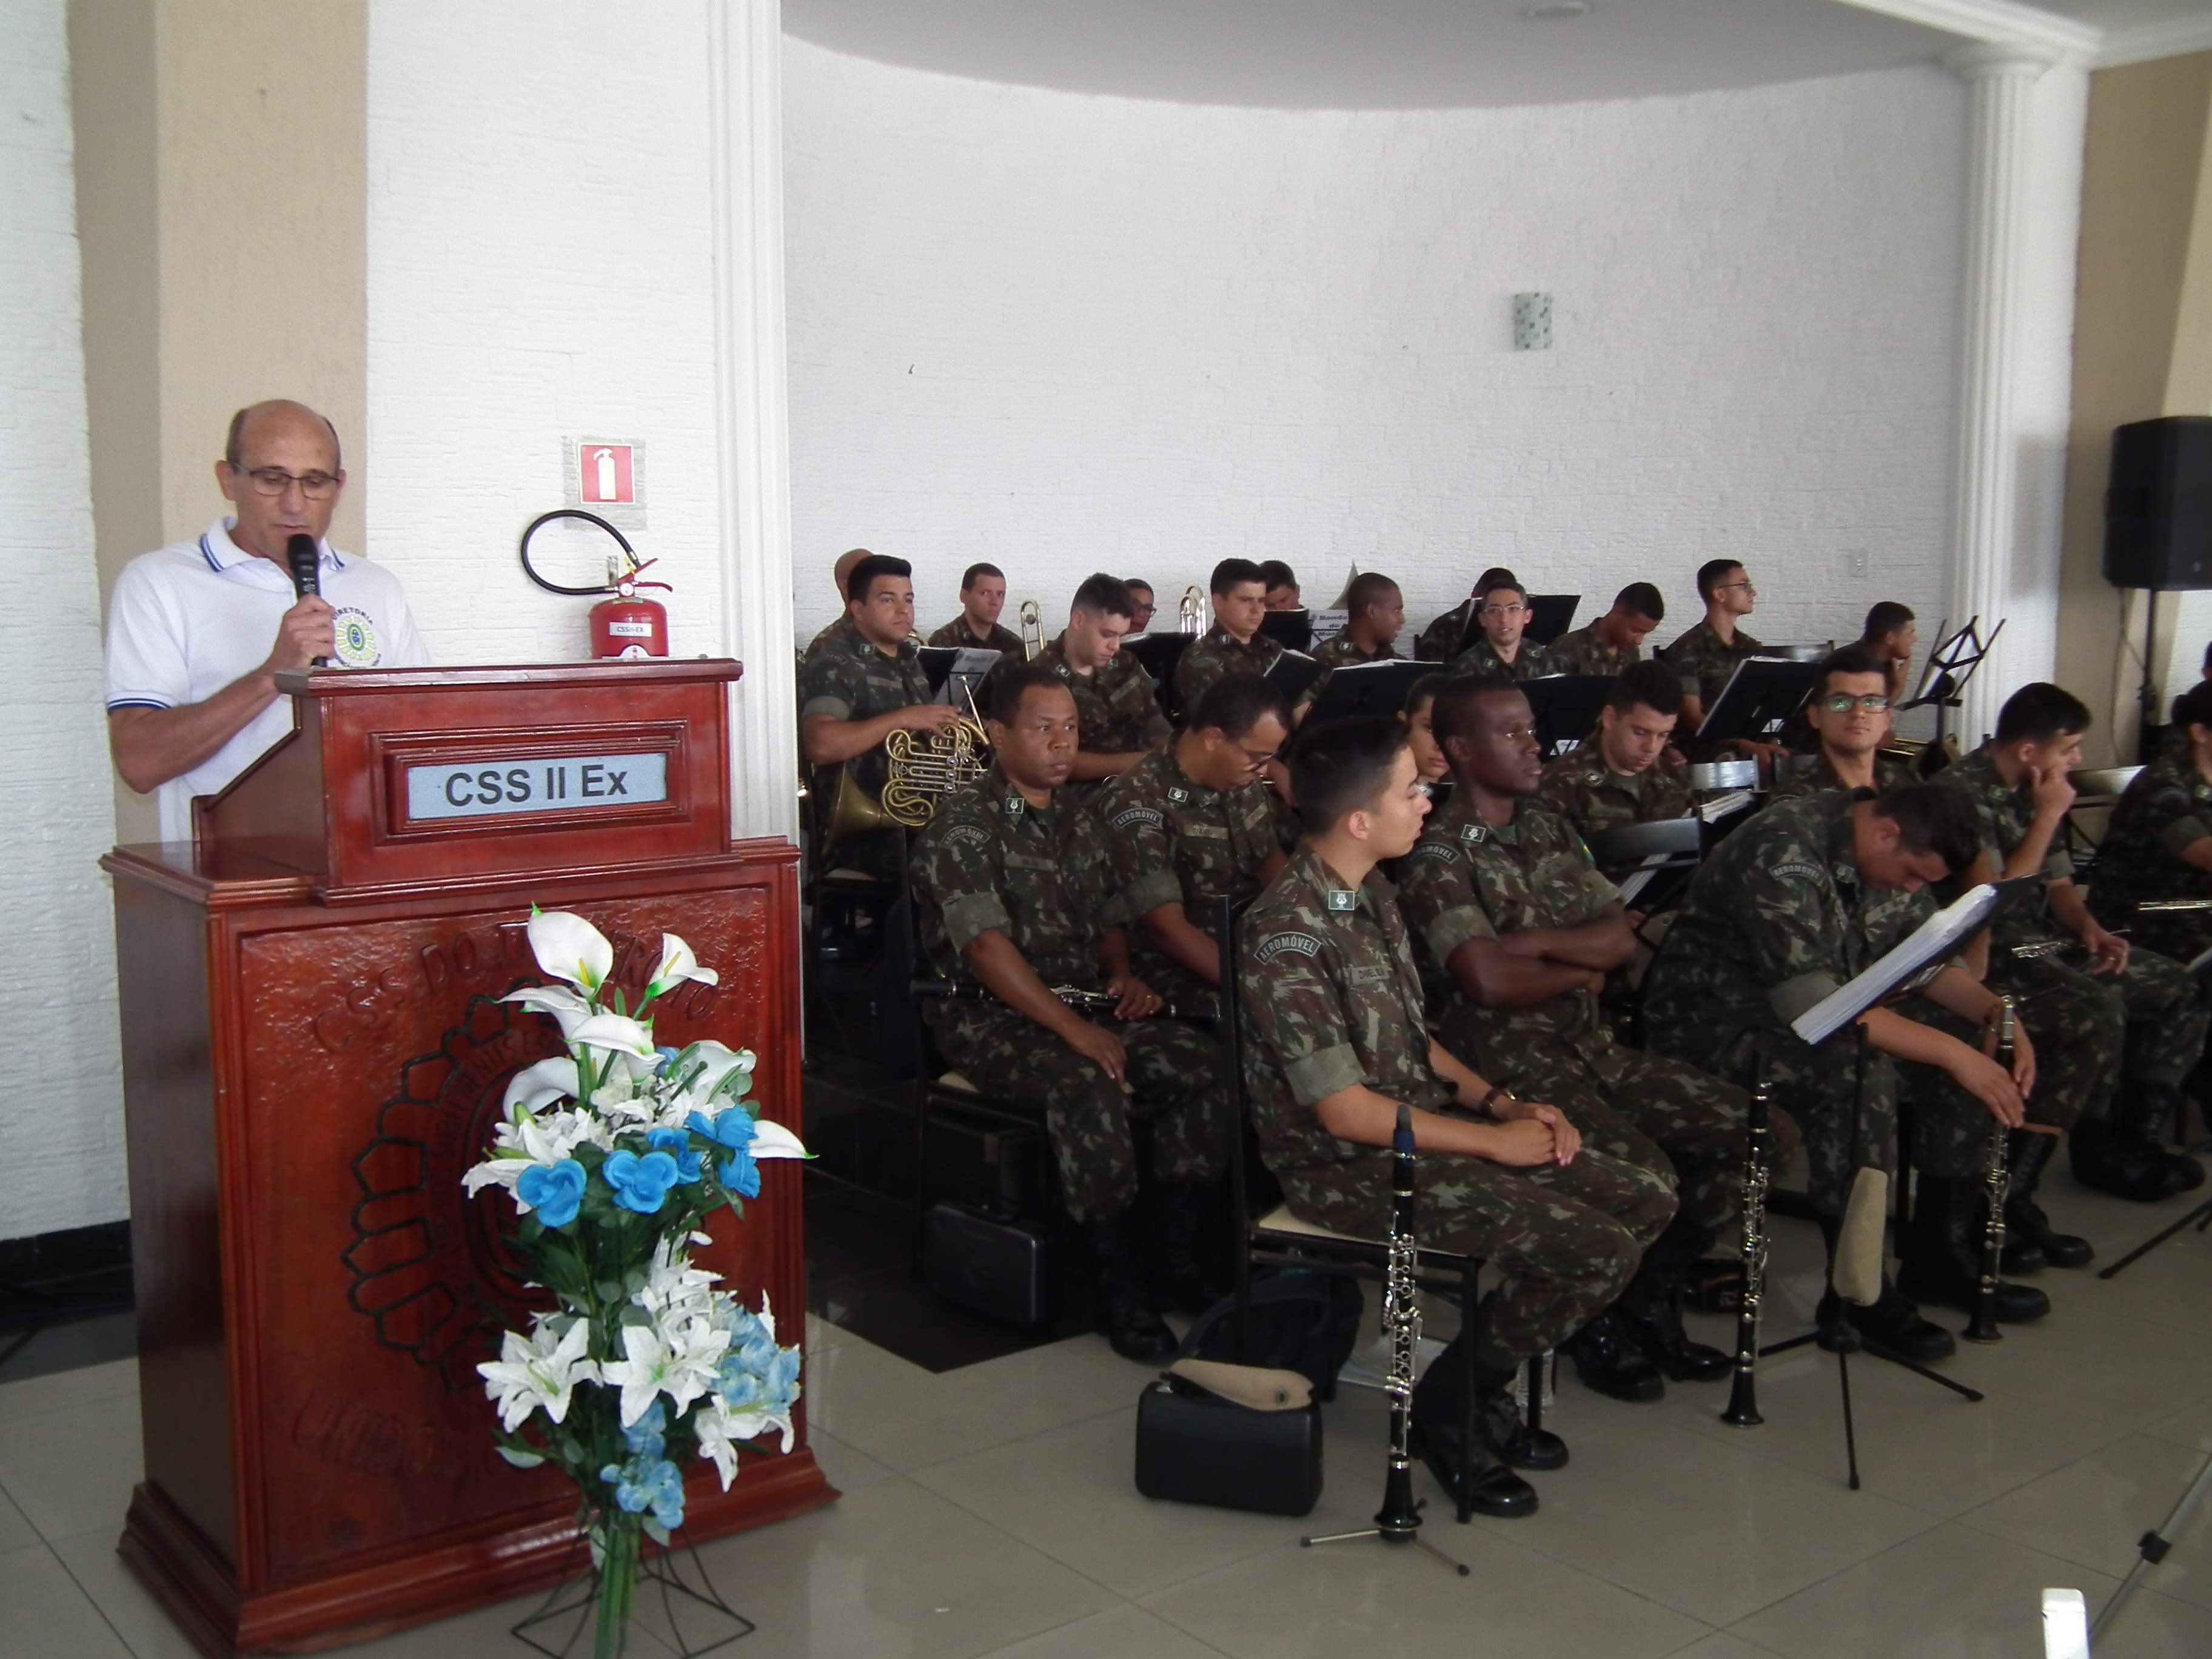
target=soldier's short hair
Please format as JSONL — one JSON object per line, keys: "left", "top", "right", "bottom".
{"left": 1609, "top": 659, "right": 1682, "bottom": 718}
{"left": 1615, "top": 581, "right": 1664, "bottom": 623}
{"left": 1430, "top": 675, "right": 1523, "bottom": 746}
{"left": 2176, "top": 681, "right": 2212, "bottom": 731}
{"left": 960, "top": 562, "right": 1005, "bottom": 591}
{"left": 1863, "top": 600, "right": 1914, "bottom": 639}
{"left": 1258, "top": 560, "right": 1298, "bottom": 593}
{"left": 1873, "top": 782, "right": 1980, "bottom": 876}
{"left": 1477, "top": 577, "right": 1528, "bottom": 607}
{"left": 1211, "top": 558, "right": 1267, "bottom": 597}
{"left": 1470, "top": 566, "right": 1518, "bottom": 598}
{"left": 1815, "top": 644, "right": 1889, "bottom": 698}
{"left": 1125, "top": 578, "right": 1154, "bottom": 600}
{"left": 1345, "top": 572, "right": 1398, "bottom": 615}
{"left": 1070, "top": 572, "right": 1135, "bottom": 620}
{"left": 1401, "top": 671, "right": 1451, "bottom": 719}
{"left": 988, "top": 663, "right": 1070, "bottom": 725}
{"left": 1190, "top": 674, "right": 1290, "bottom": 740}
{"left": 846, "top": 554, "right": 912, "bottom": 604}
{"left": 1292, "top": 716, "right": 1409, "bottom": 833}
{"left": 1695, "top": 558, "right": 1745, "bottom": 602}
{"left": 1995, "top": 682, "right": 2091, "bottom": 746}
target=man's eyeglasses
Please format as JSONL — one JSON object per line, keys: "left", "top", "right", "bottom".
{"left": 1716, "top": 580, "right": 1757, "bottom": 594}
{"left": 1818, "top": 693, "right": 1891, "bottom": 714}
{"left": 230, "top": 464, "right": 341, "bottom": 500}
{"left": 1479, "top": 603, "right": 1527, "bottom": 619}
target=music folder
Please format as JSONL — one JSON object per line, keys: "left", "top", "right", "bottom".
{"left": 1301, "top": 659, "right": 1441, "bottom": 723}
{"left": 1520, "top": 674, "right": 1615, "bottom": 759}
{"left": 1265, "top": 649, "right": 1324, "bottom": 705}
{"left": 1259, "top": 609, "right": 1315, "bottom": 652}
{"left": 1695, "top": 658, "right": 1823, "bottom": 745}
{"left": 1791, "top": 880, "right": 2006, "bottom": 1046}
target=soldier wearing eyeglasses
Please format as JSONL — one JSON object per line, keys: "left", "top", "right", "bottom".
{"left": 103, "top": 400, "right": 429, "bottom": 845}
{"left": 1769, "top": 646, "right": 1914, "bottom": 800}
{"left": 1446, "top": 577, "right": 1554, "bottom": 682}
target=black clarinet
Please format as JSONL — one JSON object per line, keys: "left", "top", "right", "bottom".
{"left": 919, "top": 980, "right": 1207, "bottom": 1021}
{"left": 1375, "top": 1101, "right": 1424, "bottom": 1540}
{"left": 1720, "top": 1079, "right": 1773, "bottom": 1428}
{"left": 1963, "top": 997, "right": 2016, "bottom": 1345}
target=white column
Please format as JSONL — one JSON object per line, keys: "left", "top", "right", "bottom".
{"left": 1945, "top": 44, "right": 2081, "bottom": 748}
{"left": 709, "top": 0, "right": 800, "bottom": 845}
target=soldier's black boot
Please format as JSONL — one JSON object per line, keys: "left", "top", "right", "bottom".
{"left": 1618, "top": 1216, "right": 1732, "bottom": 1383}
{"left": 2125, "top": 1084, "right": 2205, "bottom": 1191}
{"left": 1408, "top": 1337, "right": 1541, "bottom": 1518}
{"left": 1811, "top": 1215, "right": 1957, "bottom": 1362}
{"left": 2005, "top": 1130, "right": 2093, "bottom": 1271}
{"left": 1147, "top": 1184, "right": 1220, "bottom": 1316}
{"left": 1894, "top": 1176, "right": 2050, "bottom": 1324}
{"left": 1082, "top": 1213, "right": 1178, "bottom": 1362}
{"left": 2071, "top": 1113, "right": 2193, "bottom": 1204}
{"left": 1560, "top": 1307, "right": 1666, "bottom": 1402}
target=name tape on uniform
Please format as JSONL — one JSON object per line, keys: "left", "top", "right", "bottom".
{"left": 406, "top": 752, "right": 668, "bottom": 821}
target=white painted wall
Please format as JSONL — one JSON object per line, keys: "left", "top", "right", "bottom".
{"left": 0, "top": 0, "right": 127, "bottom": 1239}
{"left": 782, "top": 44, "right": 1971, "bottom": 695}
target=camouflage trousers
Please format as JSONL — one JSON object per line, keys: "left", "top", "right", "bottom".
{"left": 1277, "top": 1139, "right": 1676, "bottom": 1358}
{"left": 1991, "top": 945, "right": 2208, "bottom": 1105}
{"left": 1652, "top": 1017, "right": 1991, "bottom": 1218}
{"left": 925, "top": 1005, "right": 1228, "bottom": 1223}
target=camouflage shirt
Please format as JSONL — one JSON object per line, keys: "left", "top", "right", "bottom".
{"left": 910, "top": 764, "right": 1119, "bottom": 994}
{"left": 1769, "top": 749, "right": 1914, "bottom": 801}
{"left": 1535, "top": 745, "right": 1693, "bottom": 842}
{"left": 801, "top": 613, "right": 857, "bottom": 665}
{"left": 1413, "top": 600, "right": 1475, "bottom": 665}
{"left": 1099, "top": 746, "right": 1281, "bottom": 991}
{"left": 797, "top": 625, "right": 933, "bottom": 798}
{"left": 1293, "top": 632, "right": 1398, "bottom": 715}
{"left": 1644, "top": 791, "right": 1934, "bottom": 1044}
{"left": 1174, "top": 624, "right": 1284, "bottom": 710}
{"left": 1448, "top": 635, "right": 1555, "bottom": 683}
{"left": 1544, "top": 623, "right": 1639, "bottom": 678}
{"left": 1940, "top": 743, "right": 2066, "bottom": 948}
{"left": 1661, "top": 618, "right": 1765, "bottom": 711}
{"left": 1396, "top": 794, "right": 1618, "bottom": 1062}
{"left": 2093, "top": 752, "right": 2212, "bottom": 912}
{"left": 926, "top": 617, "right": 1024, "bottom": 656}
{"left": 1022, "top": 634, "right": 1171, "bottom": 757}
{"left": 1238, "top": 848, "right": 1456, "bottom": 1178}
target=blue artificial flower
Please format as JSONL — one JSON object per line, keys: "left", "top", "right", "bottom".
{"left": 760, "top": 1344, "right": 801, "bottom": 1416}
{"left": 686, "top": 1108, "right": 761, "bottom": 1198}
{"left": 646, "top": 1128, "right": 703, "bottom": 1184}
{"left": 515, "top": 1159, "right": 586, "bottom": 1228}
{"left": 599, "top": 1453, "right": 686, "bottom": 1530}
{"left": 623, "top": 1398, "right": 668, "bottom": 1458}
{"left": 600, "top": 1150, "right": 682, "bottom": 1215}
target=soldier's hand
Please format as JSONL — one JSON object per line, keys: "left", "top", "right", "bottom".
{"left": 261, "top": 595, "right": 337, "bottom": 675}
{"left": 2079, "top": 922, "right": 2128, "bottom": 976}
{"left": 1061, "top": 1021, "right": 1127, "bottom": 1083}
{"left": 1105, "top": 975, "right": 1162, "bottom": 1021}
{"left": 2009, "top": 1020, "right": 2038, "bottom": 1096}
{"left": 897, "top": 704, "right": 965, "bottom": 735}
{"left": 1949, "top": 1048, "right": 2027, "bottom": 1128}
{"left": 1495, "top": 1099, "right": 1581, "bottom": 1165}
{"left": 1484, "top": 1120, "right": 1568, "bottom": 1168}
{"left": 2027, "top": 762, "right": 2076, "bottom": 819}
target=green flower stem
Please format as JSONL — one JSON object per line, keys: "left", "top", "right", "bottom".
{"left": 595, "top": 1517, "right": 638, "bottom": 1658}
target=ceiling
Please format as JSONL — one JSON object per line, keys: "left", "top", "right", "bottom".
{"left": 780, "top": 0, "right": 2212, "bottom": 109}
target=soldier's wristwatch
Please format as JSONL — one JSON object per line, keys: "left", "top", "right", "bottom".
{"left": 1476, "top": 1085, "right": 1514, "bottom": 1116}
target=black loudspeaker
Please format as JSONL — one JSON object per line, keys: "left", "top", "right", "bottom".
{"left": 2105, "top": 416, "right": 2212, "bottom": 591}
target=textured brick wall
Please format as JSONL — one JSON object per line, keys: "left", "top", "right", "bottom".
{"left": 1, "top": 0, "right": 126, "bottom": 1238}
{"left": 783, "top": 44, "right": 1971, "bottom": 680}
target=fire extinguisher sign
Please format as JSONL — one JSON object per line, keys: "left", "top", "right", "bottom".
{"left": 563, "top": 437, "right": 648, "bottom": 531}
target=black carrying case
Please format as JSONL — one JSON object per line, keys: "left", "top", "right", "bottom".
{"left": 1133, "top": 1367, "right": 1324, "bottom": 1517}
{"left": 923, "top": 1202, "right": 1059, "bottom": 1330}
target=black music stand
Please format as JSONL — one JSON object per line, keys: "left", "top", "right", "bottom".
{"left": 1125, "top": 633, "right": 1195, "bottom": 720}
{"left": 1259, "top": 609, "right": 1315, "bottom": 652}
{"left": 1521, "top": 674, "right": 1615, "bottom": 760}
{"left": 1267, "top": 651, "right": 1324, "bottom": 706}
{"left": 1302, "top": 659, "right": 1444, "bottom": 723}
{"left": 920, "top": 644, "right": 1000, "bottom": 717}
{"left": 1696, "top": 659, "right": 1823, "bottom": 748}
{"left": 1587, "top": 816, "right": 1702, "bottom": 904}
{"left": 1900, "top": 615, "right": 2003, "bottom": 756}
{"left": 1527, "top": 595, "right": 1581, "bottom": 646}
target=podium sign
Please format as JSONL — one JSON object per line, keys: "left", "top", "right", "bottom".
{"left": 106, "top": 661, "right": 832, "bottom": 1655}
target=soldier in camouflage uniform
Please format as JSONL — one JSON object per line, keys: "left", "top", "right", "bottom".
{"left": 994, "top": 574, "right": 1169, "bottom": 788}
{"left": 1646, "top": 782, "right": 2053, "bottom": 1353}
{"left": 1661, "top": 558, "right": 1772, "bottom": 760}
{"left": 1768, "top": 646, "right": 1915, "bottom": 802}
{"left": 1413, "top": 567, "right": 1520, "bottom": 663}
{"left": 800, "top": 548, "right": 874, "bottom": 663}
{"left": 1292, "top": 572, "right": 1403, "bottom": 721}
{"left": 911, "top": 666, "right": 1229, "bottom": 1361}
{"left": 1240, "top": 716, "right": 1676, "bottom": 1517}
{"left": 1174, "top": 557, "right": 1284, "bottom": 712}
{"left": 1536, "top": 660, "right": 1694, "bottom": 853}
{"left": 1448, "top": 578, "right": 1555, "bottom": 682}
{"left": 925, "top": 560, "right": 1024, "bottom": 656}
{"left": 1099, "top": 675, "right": 1290, "bottom": 1011}
{"left": 2090, "top": 679, "right": 2212, "bottom": 965}
{"left": 1400, "top": 677, "right": 1789, "bottom": 1397}
{"left": 1543, "top": 582, "right": 1667, "bottom": 678}
{"left": 1942, "top": 683, "right": 2206, "bottom": 1207}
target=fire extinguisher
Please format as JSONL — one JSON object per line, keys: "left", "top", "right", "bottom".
{"left": 518, "top": 508, "right": 673, "bottom": 659}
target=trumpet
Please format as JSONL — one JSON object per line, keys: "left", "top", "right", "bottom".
{"left": 1720, "top": 1078, "right": 1774, "bottom": 1428}
{"left": 1179, "top": 585, "right": 1206, "bottom": 635}
{"left": 1963, "top": 997, "right": 2016, "bottom": 1345}
{"left": 1019, "top": 598, "right": 1044, "bottom": 660}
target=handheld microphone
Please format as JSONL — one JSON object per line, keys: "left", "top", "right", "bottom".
{"left": 286, "top": 534, "right": 330, "bottom": 666}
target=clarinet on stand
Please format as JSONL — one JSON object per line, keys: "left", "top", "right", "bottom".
{"left": 1720, "top": 1079, "right": 1774, "bottom": 1427}
{"left": 1300, "top": 1103, "right": 1469, "bottom": 1576}
{"left": 1962, "top": 996, "right": 2016, "bottom": 1346}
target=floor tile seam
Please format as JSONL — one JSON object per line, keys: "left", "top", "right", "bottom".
{"left": 1655, "top": 1412, "right": 1961, "bottom": 1518}
{"left": 0, "top": 1390, "right": 140, "bottom": 1430}
{"left": 1679, "top": 1506, "right": 1952, "bottom": 1628}
{"left": 1939, "top": 1419, "right": 2179, "bottom": 1522}
{"left": 890, "top": 1395, "right": 1144, "bottom": 1478}
{"left": 48, "top": 1533, "right": 146, "bottom": 1659}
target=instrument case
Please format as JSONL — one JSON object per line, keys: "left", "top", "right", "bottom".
{"left": 1133, "top": 1361, "right": 1324, "bottom": 1517}
{"left": 923, "top": 1202, "right": 1059, "bottom": 1330}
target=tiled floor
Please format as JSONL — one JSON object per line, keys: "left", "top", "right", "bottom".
{"left": 5, "top": 1176, "right": 2211, "bottom": 1657}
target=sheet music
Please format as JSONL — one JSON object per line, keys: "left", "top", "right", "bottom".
{"left": 1697, "top": 789, "right": 1754, "bottom": 822}
{"left": 1792, "top": 882, "right": 2000, "bottom": 1047}
{"left": 1615, "top": 853, "right": 1673, "bottom": 907}
{"left": 937, "top": 647, "right": 1001, "bottom": 711}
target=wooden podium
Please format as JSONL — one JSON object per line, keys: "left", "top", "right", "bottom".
{"left": 101, "top": 660, "right": 834, "bottom": 1656}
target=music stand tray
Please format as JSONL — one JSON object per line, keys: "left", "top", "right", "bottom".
{"left": 1302, "top": 659, "right": 1444, "bottom": 723}
{"left": 1697, "top": 659, "right": 1823, "bottom": 746}
{"left": 1527, "top": 594, "right": 1581, "bottom": 646}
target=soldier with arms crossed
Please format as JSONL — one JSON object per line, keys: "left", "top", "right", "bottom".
{"left": 1175, "top": 558, "right": 1284, "bottom": 710}
{"left": 1239, "top": 717, "right": 1677, "bottom": 1517}
{"left": 911, "top": 666, "right": 1228, "bottom": 1361}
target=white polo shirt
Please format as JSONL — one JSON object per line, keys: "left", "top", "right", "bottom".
{"left": 104, "top": 518, "right": 431, "bottom": 843}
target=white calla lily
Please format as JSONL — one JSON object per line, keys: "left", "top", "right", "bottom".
{"left": 748, "top": 1119, "right": 810, "bottom": 1162}
{"left": 526, "top": 910, "right": 614, "bottom": 994}
{"left": 502, "top": 1057, "right": 581, "bottom": 1114}
{"left": 645, "top": 934, "right": 719, "bottom": 999}
{"left": 569, "top": 1012, "right": 656, "bottom": 1059}
{"left": 501, "top": 984, "right": 594, "bottom": 1038}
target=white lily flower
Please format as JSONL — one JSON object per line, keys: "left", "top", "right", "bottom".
{"left": 692, "top": 1397, "right": 746, "bottom": 1489}
{"left": 598, "top": 1317, "right": 730, "bottom": 1427}
{"left": 748, "top": 1119, "right": 810, "bottom": 1162}
{"left": 501, "top": 984, "right": 594, "bottom": 1039}
{"left": 477, "top": 1319, "right": 597, "bottom": 1434}
{"left": 502, "top": 1057, "right": 581, "bottom": 1115}
{"left": 638, "top": 1239, "right": 721, "bottom": 1320}
{"left": 528, "top": 910, "right": 614, "bottom": 994}
{"left": 571, "top": 1012, "right": 656, "bottom": 1059}
{"left": 461, "top": 1155, "right": 530, "bottom": 1196}
{"left": 494, "top": 1105, "right": 609, "bottom": 1164}
{"left": 669, "top": 1042, "right": 752, "bottom": 1105}
{"left": 645, "top": 934, "right": 720, "bottom": 999}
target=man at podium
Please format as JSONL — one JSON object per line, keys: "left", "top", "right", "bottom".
{"left": 102, "top": 400, "right": 428, "bottom": 843}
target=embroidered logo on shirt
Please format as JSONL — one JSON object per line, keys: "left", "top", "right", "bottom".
{"left": 1256, "top": 931, "right": 1323, "bottom": 963}
{"left": 942, "top": 823, "right": 991, "bottom": 847}
{"left": 1458, "top": 823, "right": 1487, "bottom": 844}
{"left": 1004, "top": 796, "right": 1025, "bottom": 818}
{"left": 1167, "top": 786, "right": 1191, "bottom": 804}
{"left": 332, "top": 607, "right": 381, "bottom": 668}
{"left": 1408, "top": 843, "right": 1458, "bottom": 863}
{"left": 1769, "top": 861, "right": 1824, "bottom": 883}
{"left": 1326, "top": 890, "right": 1356, "bottom": 912}
{"left": 1110, "top": 806, "right": 1165, "bottom": 831}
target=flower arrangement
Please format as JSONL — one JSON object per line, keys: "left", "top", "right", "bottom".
{"left": 464, "top": 909, "right": 807, "bottom": 1658}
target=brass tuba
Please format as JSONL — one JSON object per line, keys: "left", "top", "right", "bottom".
{"left": 1179, "top": 585, "right": 1206, "bottom": 635}
{"left": 1019, "top": 599, "right": 1044, "bottom": 660}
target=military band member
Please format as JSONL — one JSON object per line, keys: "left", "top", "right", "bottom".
{"left": 1401, "top": 672, "right": 1452, "bottom": 788}
{"left": 1260, "top": 560, "right": 1302, "bottom": 611}
{"left": 1646, "top": 782, "right": 2050, "bottom": 1353}
{"left": 1292, "top": 572, "right": 1403, "bottom": 722}
{"left": 1662, "top": 559, "right": 1768, "bottom": 752}
{"left": 1535, "top": 660, "right": 1692, "bottom": 849}
{"left": 927, "top": 561, "right": 1023, "bottom": 655}
{"left": 911, "top": 666, "right": 1230, "bottom": 1361}
{"left": 1414, "top": 566, "right": 1518, "bottom": 663}
{"left": 1239, "top": 716, "right": 1676, "bottom": 1515}
{"left": 1398, "top": 678, "right": 1781, "bottom": 1398}
{"left": 1018, "top": 574, "right": 1170, "bottom": 783}
{"left": 1545, "top": 583, "right": 1666, "bottom": 677}
{"left": 1175, "top": 558, "right": 1284, "bottom": 709}
{"left": 801, "top": 548, "right": 874, "bottom": 663}
{"left": 1099, "top": 676, "right": 1290, "bottom": 1008}
{"left": 1858, "top": 602, "right": 1919, "bottom": 709}
{"left": 1449, "top": 577, "right": 1555, "bottom": 682}
{"left": 2090, "top": 680, "right": 2212, "bottom": 966}
{"left": 1124, "top": 579, "right": 1158, "bottom": 635}
{"left": 1769, "top": 646, "right": 1914, "bottom": 800}
{"left": 1943, "top": 683, "right": 2207, "bottom": 1206}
